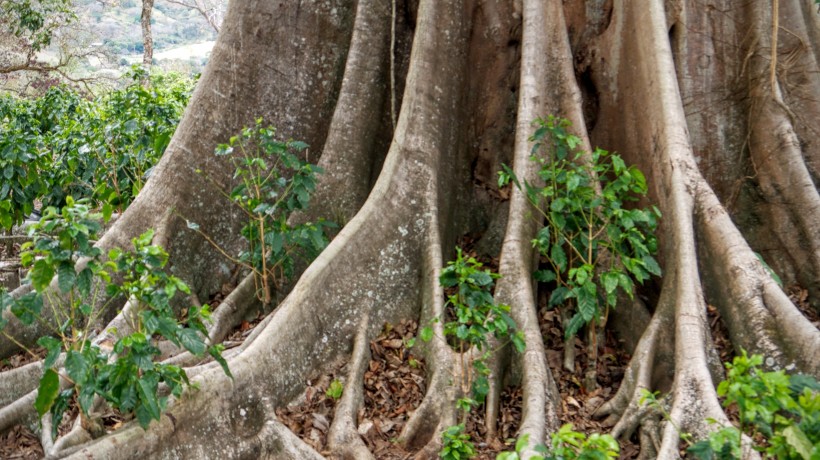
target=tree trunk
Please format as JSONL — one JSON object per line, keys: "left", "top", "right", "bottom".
{"left": 141, "top": 0, "right": 154, "bottom": 68}
{"left": 1, "top": 0, "right": 818, "bottom": 458}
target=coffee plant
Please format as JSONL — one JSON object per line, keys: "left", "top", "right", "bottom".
{"left": 499, "top": 116, "right": 660, "bottom": 384}
{"left": 0, "top": 67, "right": 194, "bottom": 230}
{"left": 0, "top": 198, "right": 229, "bottom": 438}
{"left": 188, "top": 119, "right": 334, "bottom": 304}
{"left": 417, "top": 248, "right": 525, "bottom": 459}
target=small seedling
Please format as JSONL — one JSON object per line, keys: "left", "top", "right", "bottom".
{"left": 496, "top": 426, "right": 619, "bottom": 460}
{"left": 421, "top": 248, "right": 524, "bottom": 416}
{"left": 421, "top": 248, "right": 525, "bottom": 459}
{"left": 326, "top": 379, "right": 344, "bottom": 400}
{"left": 441, "top": 424, "right": 477, "bottom": 460}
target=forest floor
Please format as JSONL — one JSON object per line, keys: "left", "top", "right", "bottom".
{"left": 1, "top": 234, "right": 817, "bottom": 459}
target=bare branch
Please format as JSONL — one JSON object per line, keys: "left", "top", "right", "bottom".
{"left": 164, "top": 0, "right": 225, "bottom": 33}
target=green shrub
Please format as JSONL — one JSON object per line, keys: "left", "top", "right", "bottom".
{"left": 499, "top": 116, "right": 660, "bottom": 341}
{"left": 0, "top": 198, "right": 229, "bottom": 436}
{"left": 641, "top": 351, "right": 820, "bottom": 460}
{"left": 441, "top": 424, "right": 477, "bottom": 460}
{"left": 688, "top": 351, "right": 820, "bottom": 460}
{"left": 188, "top": 119, "right": 334, "bottom": 304}
{"left": 0, "top": 67, "right": 194, "bottom": 230}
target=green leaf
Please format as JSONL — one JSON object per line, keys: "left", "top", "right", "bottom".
{"left": 37, "top": 336, "right": 62, "bottom": 368}
{"left": 550, "top": 211, "right": 566, "bottom": 232}
{"left": 137, "top": 377, "right": 161, "bottom": 423}
{"left": 65, "top": 350, "right": 89, "bottom": 386}
{"left": 789, "top": 374, "right": 820, "bottom": 394}
{"left": 78, "top": 386, "right": 95, "bottom": 414}
{"left": 57, "top": 262, "right": 76, "bottom": 293}
{"left": 511, "top": 331, "right": 526, "bottom": 353}
{"left": 326, "top": 379, "right": 344, "bottom": 400}
{"left": 550, "top": 245, "right": 567, "bottom": 272}
{"left": 617, "top": 273, "right": 633, "bottom": 297}
{"left": 150, "top": 315, "right": 180, "bottom": 341}
{"left": 177, "top": 328, "right": 206, "bottom": 356}
{"left": 548, "top": 287, "right": 570, "bottom": 307}
{"left": 420, "top": 326, "right": 433, "bottom": 342}
{"left": 76, "top": 267, "right": 93, "bottom": 297}
{"left": 35, "top": 368, "right": 60, "bottom": 417}
{"left": 0, "top": 212, "right": 11, "bottom": 230}
{"left": 469, "top": 271, "right": 493, "bottom": 287}
{"left": 642, "top": 255, "right": 662, "bottom": 277}
{"left": 602, "top": 272, "right": 619, "bottom": 295}
{"left": 102, "top": 202, "right": 113, "bottom": 223}
{"left": 50, "top": 390, "right": 73, "bottom": 439}
{"left": 686, "top": 440, "right": 715, "bottom": 460}
{"left": 564, "top": 313, "right": 586, "bottom": 339}
{"left": 534, "top": 270, "right": 557, "bottom": 283}
{"left": 576, "top": 284, "right": 597, "bottom": 321}
{"left": 264, "top": 231, "right": 284, "bottom": 254}
{"left": 782, "top": 425, "right": 812, "bottom": 459}
{"left": 11, "top": 292, "right": 43, "bottom": 325}
{"left": 515, "top": 434, "right": 530, "bottom": 453}
{"left": 30, "top": 259, "right": 55, "bottom": 292}
{"left": 209, "top": 345, "right": 232, "bottom": 379}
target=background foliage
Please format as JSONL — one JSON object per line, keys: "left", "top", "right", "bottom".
{"left": 0, "top": 67, "right": 195, "bottom": 229}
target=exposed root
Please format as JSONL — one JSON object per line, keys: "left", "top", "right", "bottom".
{"left": 696, "top": 178, "right": 820, "bottom": 374}
{"left": 0, "top": 356, "right": 58, "bottom": 408}
{"left": 261, "top": 419, "right": 325, "bottom": 460}
{"left": 0, "top": 388, "right": 39, "bottom": 434}
{"left": 745, "top": 5, "right": 820, "bottom": 302}
{"left": 488, "top": 0, "right": 590, "bottom": 454}
{"left": 635, "top": 416, "right": 660, "bottom": 460}
{"left": 482, "top": 337, "right": 506, "bottom": 439}
{"left": 206, "top": 273, "right": 260, "bottom": 345}
{"left": 49, "top": 421, "right": 92, "bottom": 458}
{"left": 398, "top": 226, "right": 456, "bottom": 454}
{"left": 40, "top": 413, "right": 54, "bottom": 455}
{"left": 593, "top": 307, "right": 664, "bottom": 438}
{"left": 326, "top": 315, "right": 374, "bottom": 460}
{"left": 303, "top": 0, "right": 394, "bottom": 226}
{"left": 588, "top": 1, "right": 748, "bottom": 457}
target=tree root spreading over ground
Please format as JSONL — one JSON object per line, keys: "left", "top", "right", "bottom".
{"left": 1, "top": 0, "right": 819, "bottom": 458}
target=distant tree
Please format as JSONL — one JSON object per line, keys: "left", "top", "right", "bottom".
{"left": 140, "top": 0, "right": 153, "bottom": 68}
{"left": 0, "top": 0, "right": 111, "bottom": 93}
{"left": 164, "top": 0, "right": 226, "bottom": 33}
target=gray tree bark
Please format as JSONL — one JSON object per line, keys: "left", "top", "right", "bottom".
{"left": 0, "top": 0, "right": 818, "bottom": 458}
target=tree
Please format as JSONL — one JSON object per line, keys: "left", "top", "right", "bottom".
{"left": 0, "top": 0, "right": 106, "bottom": 92}
{"left": 164, "top": 0, "right": 226, "bottom": 33}
{"left": 140, "top": 0, "right": 153, "bottom": 68}
{"left": 1, "top": 0, "right": 819, "bottom": 458}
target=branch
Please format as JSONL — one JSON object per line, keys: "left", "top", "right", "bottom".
{"left": 164, "top": 0, "right": 223, "bottom": 33}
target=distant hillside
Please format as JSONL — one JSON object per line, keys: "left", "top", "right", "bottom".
{"left": 76, "top": 0, "right": 219, "bottom": 75}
